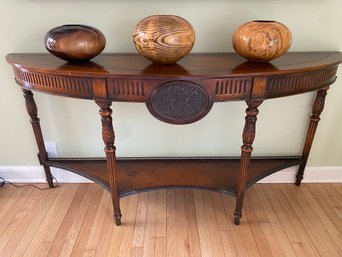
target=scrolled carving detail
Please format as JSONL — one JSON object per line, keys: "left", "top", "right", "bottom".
{"left": 22, "top": 89, "right": 39, "bottom": 123}
{"left": 312, "top": 87, "right": 329, "bottom": 120}
{"left": 241, "top": 102, "right": 261, "bottom": 150}
{"left": 97, "top": 102, "right": 115, "bottom": 152}
{"left": 146, "top": 81, "right": 212, "bottom": 124}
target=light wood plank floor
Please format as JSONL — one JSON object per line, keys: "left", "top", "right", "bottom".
{"left": 0, "top": 183, "right": 341, "bottom": 257}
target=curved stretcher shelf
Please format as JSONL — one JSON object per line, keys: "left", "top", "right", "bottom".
{"left": 46, "top": 156, "right": 304, "bottom": 197}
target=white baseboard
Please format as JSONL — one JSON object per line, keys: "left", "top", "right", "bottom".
{"left": 0, "top": 166, "right": 91, "bottom": 183}
{"left": 258, "top": 166, "right": 342, "bottom": 183}
{"left": 0, "top": 166, "right": 341, "bottom": 184}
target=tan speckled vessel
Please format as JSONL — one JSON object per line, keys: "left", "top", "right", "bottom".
{"left": 232, "top": 20, "right": 292, "bottom": 63}
{"left": 133, "top": 15, "right": 195, "bottom": 64}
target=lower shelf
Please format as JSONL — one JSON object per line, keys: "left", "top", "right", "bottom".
{"left": 46, "top": 156, "right": 303, "bottom": 197}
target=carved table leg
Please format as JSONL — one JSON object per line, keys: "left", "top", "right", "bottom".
{"left": 234, "top": 100, "right": 263, "bottom": 225}
{"left": 22, "top": 89, "right": 54, "bottom": 188}
{"left": 295, "top": 86, "right": 329, "bottom": 186}
{"left": 96, "top": 100, "right": 122, "bottom": 226}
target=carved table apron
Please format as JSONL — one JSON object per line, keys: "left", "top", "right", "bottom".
{"left": 6, "top": 52, "right": 342, "bottom": 226}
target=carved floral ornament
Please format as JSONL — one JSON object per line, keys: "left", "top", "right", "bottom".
{"left": 146, "top": 81, "right": 213, "bottom": 124}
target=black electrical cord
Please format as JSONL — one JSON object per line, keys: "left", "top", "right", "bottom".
{"left": 0, "top": 175, "right": 59, "bottom": 190}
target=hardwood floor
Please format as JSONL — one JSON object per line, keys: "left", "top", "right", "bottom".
{"left": 0, "top": 183, "right": 341, "bottom": 257}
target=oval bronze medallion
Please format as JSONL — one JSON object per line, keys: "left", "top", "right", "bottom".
{"left": 147, "top": 81, "right": 212, "bottom": 124}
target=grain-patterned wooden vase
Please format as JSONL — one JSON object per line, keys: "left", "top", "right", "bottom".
{"left": 44, "top": 24, "right": 106, "bottom": 62}
{"left": 232, "top": 20, "right": 292, "bottom": 63}
{"left": 133, "top": 15, "right": 195, "bottom": 64}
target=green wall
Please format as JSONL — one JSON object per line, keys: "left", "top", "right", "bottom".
{"left": 0, "top": 0, "right": 341, "bottom": 166}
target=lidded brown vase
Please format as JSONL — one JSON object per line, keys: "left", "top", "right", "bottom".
{"left": 133, "top": 15, "right": 195, "bottom": 65}
{"left": 232, "top": 20, "right": 292, "bottom": 63}
{"left": 44, "top": 24, "right": 106, "bottom": 62}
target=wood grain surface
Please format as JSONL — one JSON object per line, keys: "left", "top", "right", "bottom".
{"left": 0, "top": 183, "right": 341, "bottom": 257}
{"left": 233, "top": 21, "right": 292, "bottom": 63}
{"left": 133, "top": 15, "right": 195, "bottom": 64}
{"left": 44, "top": 25, "right": 106, "bottom": 62}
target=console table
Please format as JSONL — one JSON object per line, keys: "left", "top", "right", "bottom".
{"left": 6, "top": 52, "right": 342, "bottom": 226}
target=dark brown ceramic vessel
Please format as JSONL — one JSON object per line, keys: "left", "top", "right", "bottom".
{"left": 44, "top": 24, "right": 106, "bottom": 62}
{"left": 133, "top": 15, "right": 195, "bottom": 64}
{"left": 232, "top": 20, "right": 292, "bottom": 63}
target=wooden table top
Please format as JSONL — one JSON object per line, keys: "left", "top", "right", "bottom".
{"left": 6, "top": 52, "right": 342, "bottom": 78}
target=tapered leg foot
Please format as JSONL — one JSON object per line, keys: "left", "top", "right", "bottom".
{"left": 114, "top": 211, "right": 122, "bottom": 226}
{"left": 43, "top": 166, "right": 55, "bottom": 188}
{"left": 23, "top": 89, "right": 55, "bottom": 188}
{"left": 295, "top": 171, "right": 304, "bottom": 186}
{"left": 234, "top": 209, "right": 242, "bottom": 225}
{"left": 296, "top": 87, "right": 328, "bottom": 186}
{"left": 234, "top": 100, "right": 262, "bottom": 226}
{"left": 46, "top": 175, "right": 54, "bottom": 188}
{"left": 97, "top": 100, "right": 122, "bottom": 226}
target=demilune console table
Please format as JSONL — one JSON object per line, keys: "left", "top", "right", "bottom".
{"left": 6, "top": 52, "right": 342, "bottom": 226}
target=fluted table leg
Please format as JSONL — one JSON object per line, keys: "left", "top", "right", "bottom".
{"left": 22, "top": 89, "right": 54, "bottom": 188}
{"left": 234, "top": 100, "right": 263, "bottom": 225}
{"left": 96, "top": 100, "right": 122, "bottom": 225}
{"left": 295, "top": 86, "right": 329, "bottom": 186}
